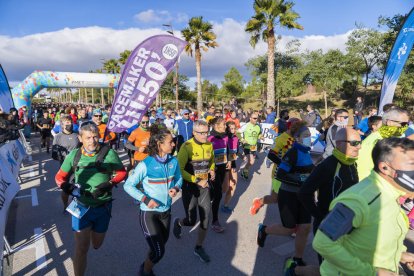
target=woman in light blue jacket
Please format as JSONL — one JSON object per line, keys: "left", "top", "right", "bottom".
{"left": 124, "top": 125, "right": 182, "bottom": 276}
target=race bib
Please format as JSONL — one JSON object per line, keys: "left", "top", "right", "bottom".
{"left": 43, "top": 124, "right": 50, "bottom": 129}
{"left": 250, "top": 145, "right": 257, "bottom": 151}
{"left": 66, "top": 199, "right": 89, "bottom": 219}
{"left": 195, "top": 170, "right": 209, "bottom": 180}
{"left": 215, "top": 154, "right": 227, "bottom": 165}
{"left": 228, "top": 153, "right": 237, "bottom": 161}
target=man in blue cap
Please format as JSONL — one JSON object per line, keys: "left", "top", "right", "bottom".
{"left": 174, "top": 109, "right": 193, "bottom": 152}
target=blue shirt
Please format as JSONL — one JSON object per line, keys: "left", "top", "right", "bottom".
{"left": 356, "top": 117, "right": 369, "bottom": 133}
{"left": 123, "top": 155, "right": 183, "bottom": 212}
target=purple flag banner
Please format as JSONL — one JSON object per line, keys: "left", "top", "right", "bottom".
{"left": 107, "top": 35, "right": 187, "bottom": 132}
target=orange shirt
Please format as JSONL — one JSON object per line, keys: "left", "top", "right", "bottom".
{"left": 97, "top": 123, "right": 116, "bottom": 142}
{"left": 128, "top": 127, "right": 150, "bottom": 161}
{"left": 226, "top": 117, "right": 241, "bottom": 129}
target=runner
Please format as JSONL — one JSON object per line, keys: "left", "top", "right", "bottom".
{"left": 174, "top": 109, "right": 194, "bottom": 152}
{"left": 173, "top": 120, "right": 215, "bottom": 263}
{"left": 208, "top": 117, "right": 230, "bottom": 233}
{"left": 298, "top": 128, "right": 360, "bottom": 264}
{"left": 55, "top": 122, "right": 126, "bottom": 276}
{"left": 256, "top": 121, "right": 314, "bottom": 274}
{"left": 250, "top": 118, "right": 299, "bottom": 215}
{"left": 52, "top": 114, "right": 80, "bottom": 211}
{"left": 221, "top": 121, "right": 239, "bottom": 213}
{"left": 238, "top": 111, "right": 263, "bottom": 180}
{"left": 314, "top": 138, "right": 414, "bottom": 275}
{"left": 37, "top": 109, "right": 53, "bottom": 153}
{"left": 124, "top": 125, "right": 182, "bottom": 276}
{"left": 91, "top": 109, "right": 116, "bottom": 144}
{"left": 125, "top": 114, "right": 151, "bottom": 168}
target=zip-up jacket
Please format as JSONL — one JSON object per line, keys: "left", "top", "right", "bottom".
{"left": 124, "top": 155, "right": 183, "bottom": 212}
{"left": 208, "top": 130, "right": 229, "bottom": 166}
{"left": 313, "top": 171, "right": 408, "bottom": 275}
{"left": 298, "top": 155, "right": 359, "bottom": 222}
{"left": 177, "top": 138, "right": 215, "bottom": 184}
{"left": 174, "top": 119, "right": 194, "bottom": 143}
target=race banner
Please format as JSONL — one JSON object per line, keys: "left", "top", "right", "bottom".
{"left": 107, "top": 35, "right": 187, "bottom": 133}
{"left": 0, "top": 65, "right": 15, "bottom": 113}
{"left": 0, "top": 140, "right": 27, "bottom": 179}
{"left": 379, "top": 8, "right": 414, "bottom": 113}
{"left": 0, "top": 151, "right": 21, "bottom": 264}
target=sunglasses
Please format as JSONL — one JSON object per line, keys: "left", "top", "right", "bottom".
{"left": 337, "top": 140, "right": 362, "bottom": 146}
{"left": 251, "top": 117, "right": 258, "bottom": 120}
{"left": 141, "top": 121, "right": 149, "bottom": 124}
{"left": 338, "top": 116, "right": 349, "bottom": 119}
{"left": 94, "top": 115, "right": 102, "bottom": 118}
{"left": 194, "top": 131, "right": 209, "bottom": 136}
{"left": 387, "top": 119, "right": 409, "bottom": 127}
{"left": 183, "top": 113, "right": 189, "bottom": 115}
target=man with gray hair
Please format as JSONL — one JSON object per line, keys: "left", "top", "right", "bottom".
{"left": 174, "top": 120, "right": 216, "bottom": 263}
{"left": 55, "top": 122, "right": 126, "bottom": 276}
{"left": 356, "top": 106, "right": 410, "bottom": 180}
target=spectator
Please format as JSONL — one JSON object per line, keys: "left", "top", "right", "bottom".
{"left": 265, "top": 106, "right": 277, "bottom": 124}
{"left": 353, "top": 96, "right": 364, "bottom": 126}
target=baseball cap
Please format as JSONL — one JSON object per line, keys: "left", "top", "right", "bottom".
{"left": 93, "top": 109, "right": 102, "bottom": 115}
{"left": 181, "top": 109, "right": 190, "bottom": 115}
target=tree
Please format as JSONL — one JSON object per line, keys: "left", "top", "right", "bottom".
{"left": 245, "top": 0, "right": 303, "bottom": 108}
{"left": 182, "top": 16, "right": 218, "bottom": 112}
{"left": 219, "top": 67, "right": 245, "bottom": 98}
{"left": 201, "top": 80, "right": 219, "bottom": 102}
{"left": 159, "top": 72, "right": 190, "bottom": 101}
{"left": 346, "top": 27, "right": 386, "bottom": 89}
{"left": 102, "top": 59, "right": 120, "bottom": 74}
{"left": 119, "top": 50, "right": 131, "bottom": 65}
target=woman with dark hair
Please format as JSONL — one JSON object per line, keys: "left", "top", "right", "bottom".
{"left": 124, "top": 124, "right": 182, "bottom": 276}
{"left": 208, "top": 117, "right": 230, "bottom": 233}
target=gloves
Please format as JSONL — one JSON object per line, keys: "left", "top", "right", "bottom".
{"left": 92, "top": 181, "right": 113, "bottom": 199}
{"left": 61, "top": 182, "right": 75, "bottom": 195}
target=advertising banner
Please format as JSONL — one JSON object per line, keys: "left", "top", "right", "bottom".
{"left": 0, "top": 65, "right": 14, "bottom": 113}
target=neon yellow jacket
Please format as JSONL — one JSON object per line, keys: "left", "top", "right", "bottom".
{"left": 356, "top": 132, "right": 383, "bottom": 180}
{"left": 313, "top": 170, "right": 408, "bottom": 275}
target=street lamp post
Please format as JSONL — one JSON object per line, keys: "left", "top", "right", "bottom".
{"left": 163, "top": 24, "right": 180, "bottom": 111}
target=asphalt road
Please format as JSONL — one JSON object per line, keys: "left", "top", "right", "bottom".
{"left": 3, "top": 134, "right": 414, "bottom": 276}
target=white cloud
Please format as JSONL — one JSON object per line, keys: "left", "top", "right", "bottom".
{"left": 134, "top": 9, "right": 188, "bottom": 24}
{"left": 0, "top": 20, "right": 352, "bottom": 86}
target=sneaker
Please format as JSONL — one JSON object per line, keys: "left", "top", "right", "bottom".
{"left": 139, "top": 262, "right": 155, "bottom": 276}
{"left": 194, "top": 247, "right": 210, "bottom": 263}
{"left": 173, "top": 218, "right": 182, "bottom": 239}
{"left": 250, "top": 198, "right": 264, "bottom": 215}
{"left": 221, "top": 205, "right": 233, "bottom": 214}
{"left": 240, "top": 170, "right": 248, "bottom": 180}
{"left": 211, "top": 221, "right": 225, "bottom": 233}
{"left": 283, "top": 258, "right": 297, "bottom": 276}
{"left": 257, "top": 223, "right": 267, "bottom": 247}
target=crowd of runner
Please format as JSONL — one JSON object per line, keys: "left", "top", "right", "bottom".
{"left": 2, "top": 97, "right": 414, "bottom": 276}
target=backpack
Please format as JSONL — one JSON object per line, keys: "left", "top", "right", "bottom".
{"left": 313, "top": 113, "right": 322, "bottom": 127}
{"left": 71, "top": 145, "right": 111, "bottom": 174}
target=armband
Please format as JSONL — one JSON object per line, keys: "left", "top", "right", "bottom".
{"left": 318, "top": 203, "right": 355, "bottom": 241}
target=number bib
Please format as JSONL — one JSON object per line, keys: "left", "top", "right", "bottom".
{"left": 66, "top": 199, "right": 90, "bottom": 219}
{"left": 195, "top": 170, "right": 209, "bottom": 180}
{"left": 250, "top": 145, "right": 257, "bottom": 152}
{"left": 215, "top": 154, "right": 227, "bottom": 165}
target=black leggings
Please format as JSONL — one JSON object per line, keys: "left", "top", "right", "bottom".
{"left": 211, "top": 165, "right": 226, "bottom": 223}
{"left": 182, "top": 181, "right": 211, "bottom": 230}
{"left": 139, "top": 210, "right": 171, "bottom": 264}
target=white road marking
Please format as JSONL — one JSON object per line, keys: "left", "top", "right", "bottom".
{"left": 31, "top": 188, "right": 39, "bottom": 206}
{"left": 34, "top": 227, "right": 47, "bottom": 270}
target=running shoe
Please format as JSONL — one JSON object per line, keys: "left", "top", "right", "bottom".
{"left": 240, "top": 170, "right": 249, "bottom": 180}
{"left": 283, "top": 258, "right": 297, "bottom": 276}
{"left": 257, "top": 223, "right": 267, "bottom": 247}
{"left": 139, "top": 262, "right": 155, "bottom": 276}
{"left": 250, "top": 198, "right": 263, "bottom": 215}
{"left": 173, "top": 217, "right": 182, "bottom": 239}
{"left": 194, "top": 247, "right": 211, "bottom": 263}
{"left": 211, "top": 221, "right": 225, "bottom": 233}
{"left": 221, "top": 205, "right": 233, "bottom": 214}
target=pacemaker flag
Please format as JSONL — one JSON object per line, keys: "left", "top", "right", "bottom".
{"left": 107, "top": 35, "right": 187, "bottom": 133}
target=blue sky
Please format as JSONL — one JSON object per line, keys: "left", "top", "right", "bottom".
{"left": 0, "top": 0, "right": 413, "bottom": 84}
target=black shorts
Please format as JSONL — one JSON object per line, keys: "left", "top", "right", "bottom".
{"left": 41, "top": 130, "right": 51, "bottom": 138}
{"left": 231, "top": 160, "right": 236, "bottom": 169}
{"left": 243, "top": 148, "right": 257, "bottom": 156}
{"left": 278, "top": 189, "right": 311, "bottom": 229}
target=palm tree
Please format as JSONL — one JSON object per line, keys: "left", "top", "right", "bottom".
{"left": 182, "top": 16, "right": 218, "bottom": 112}
{"left": 103, "top": 59, "right": 120, "bottom": 74}
{"left": 119, "top": 50, "right": 131, "bottom": 65}
{"left": 245, "top": 0, "right": 302, "bottom": 108}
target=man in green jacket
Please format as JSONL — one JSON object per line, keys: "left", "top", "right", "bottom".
{"left": 313, "top": 137, "right": 414, "bottom": 275}
{"left": 356, "top": 107, "right": 409, "bottom": 180}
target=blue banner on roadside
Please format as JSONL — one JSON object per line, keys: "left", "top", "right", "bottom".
{"left": 0, "top": 65, "right": 15, "bottom": 113}
{"left": 379, "top": 8, "right": 414, "bottom": 113}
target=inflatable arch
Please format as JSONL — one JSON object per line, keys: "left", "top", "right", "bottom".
{"left": 12, "top": 71, "right": 121, "bottom": 110}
